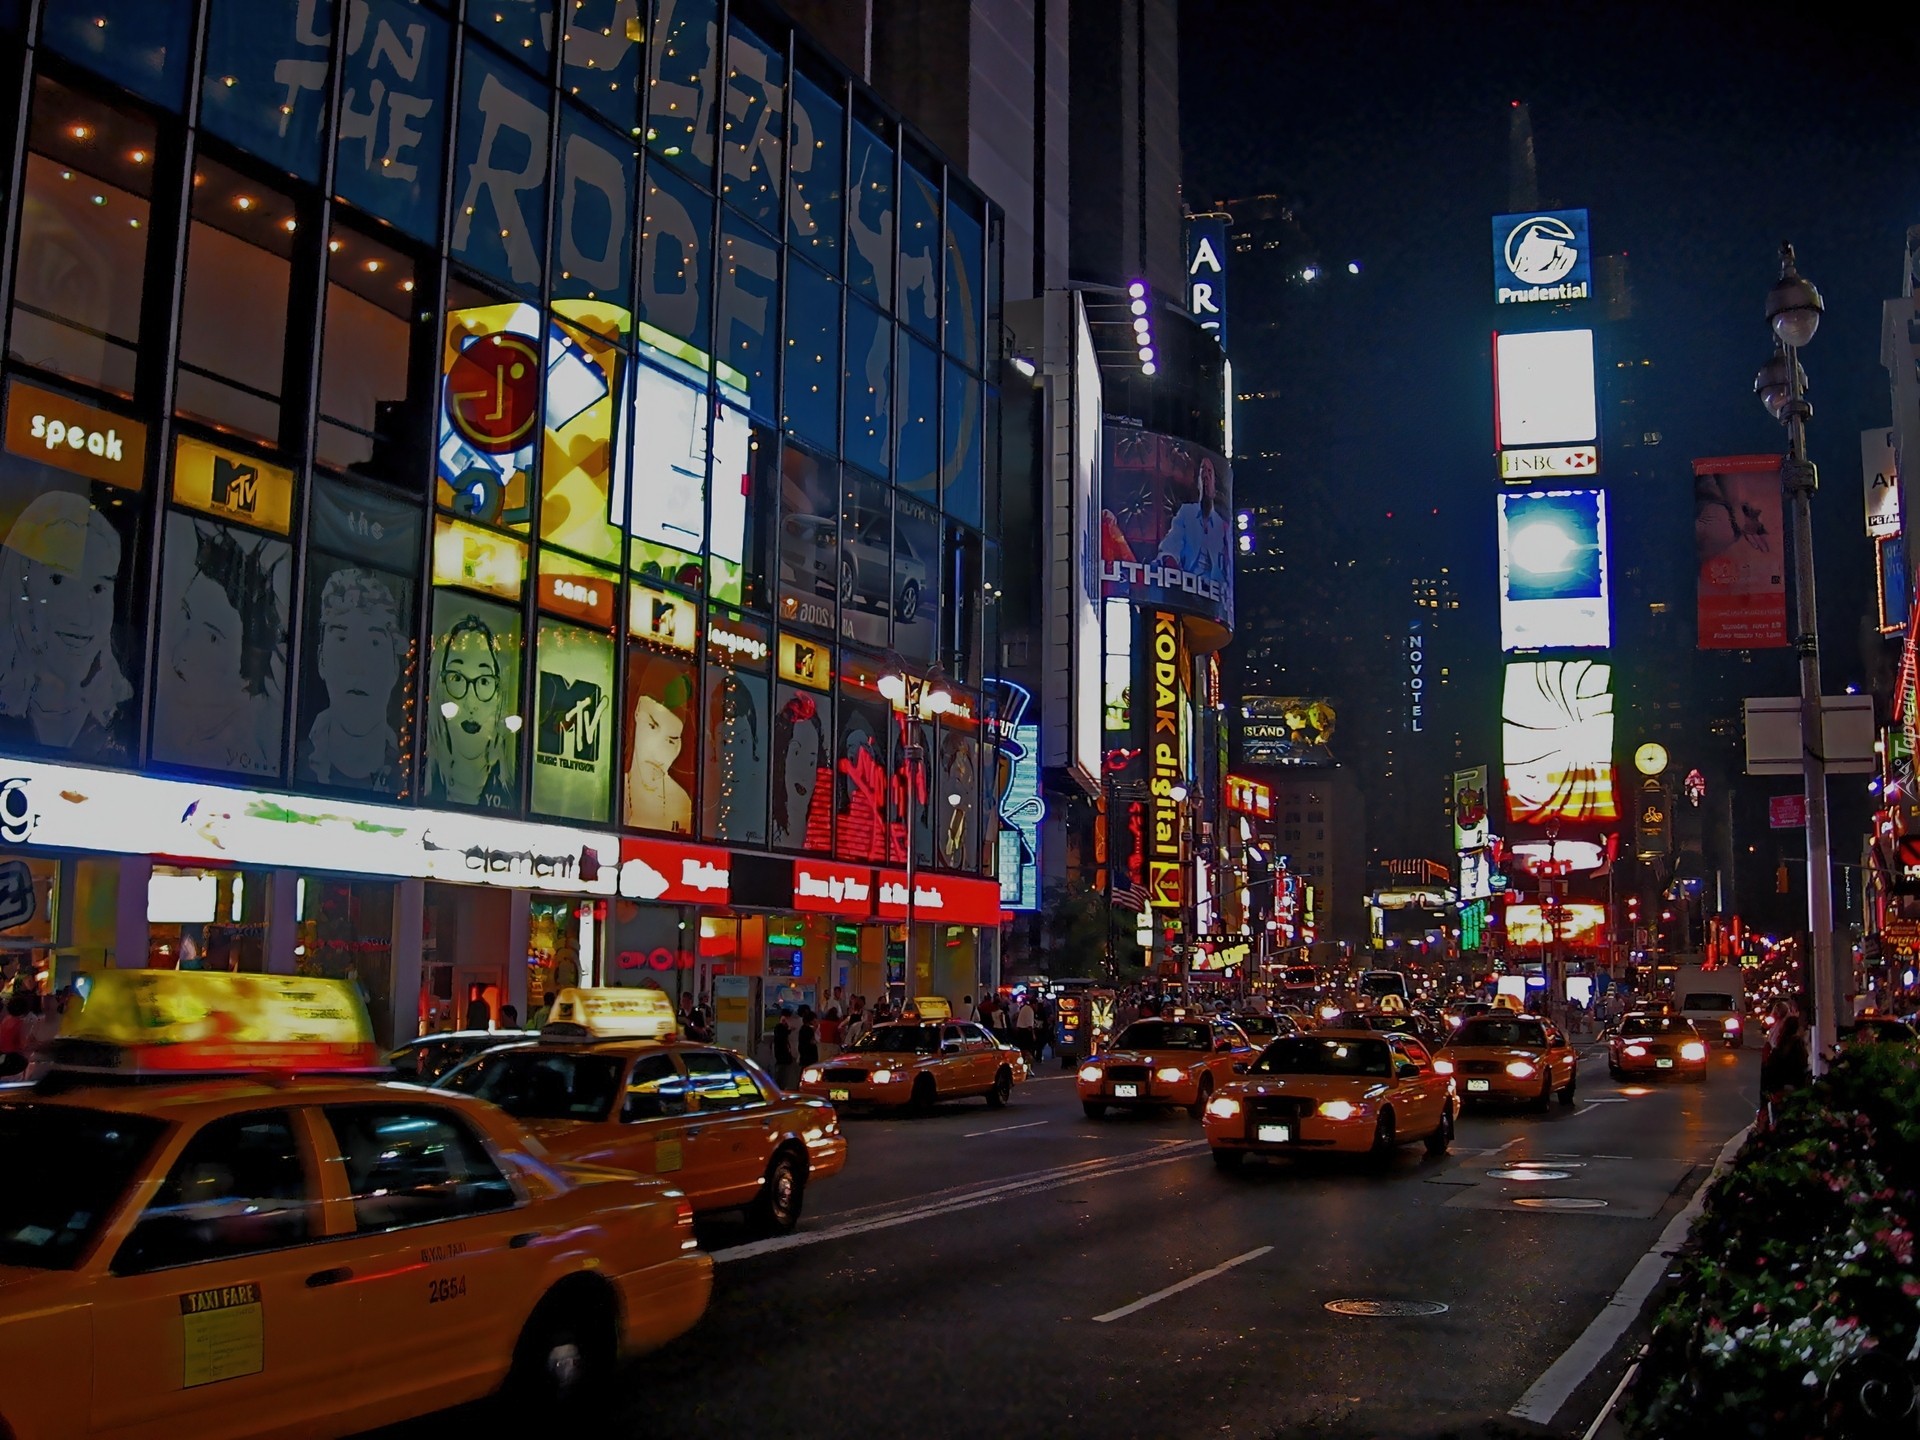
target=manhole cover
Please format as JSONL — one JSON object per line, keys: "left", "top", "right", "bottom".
{"left": 1324, "top": 1299, "right": 1450, "bottom": 1317}
{"left": 1513, "top": 1196, "right": 1609, "bottom": 1210}
{"left": 1488, "top": 1168, "right": 1572, "bottom": 1181}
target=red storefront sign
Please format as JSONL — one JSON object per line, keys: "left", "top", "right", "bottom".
{"left": 875, "top": 871, "right": 1003, "bottom": 925}
{"left": 1768, "top": 794, "right": 1807, "bottom": 829}
{"left": 1224, "top": 775, "right": 1273, "bottom": 819}
{"left": 617, "top": 837, "right": 732, "bottom": 903}
{"left": 792, "top": 860, "right": 875, "bottom": 916}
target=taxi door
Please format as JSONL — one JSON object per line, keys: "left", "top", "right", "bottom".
{"left": 680, "top": 1051, "right": 775, "bottom": 1207}
{"left": 88, "top": 1107, "right": 337, "bottom": 1439}
{"left": 940, "top": 1024, "right": 982, "bottom": 1089}
{"left": 608, "top": 1052, "right": 697, "bottom": 1180}
{"left": 963, "top": 1023, "right": 1002, "bottom": 1084}
{"left": 1546, "top": 1024, "right": 1574, "bottom": 1088}
{"left": 1387, "top": 1040, "right": 1442, "bottom": 1134}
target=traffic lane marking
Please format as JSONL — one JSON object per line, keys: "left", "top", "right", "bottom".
{"left": 964, "top": 1120, "right": 1050, "bottom": 1138}
{"left": 1091, "top": 1246, "right": 1274, "bottom": 1323}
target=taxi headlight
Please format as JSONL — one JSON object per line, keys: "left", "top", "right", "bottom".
{"left": 871, "top": 1069, "right": 895, "bottom": 1084}
{"left": 1624, "top": 1044, "right": 1648, "bottom": 1057}
{"left": 801, "top": 1067, "right": 823, "bottom": 1084}
{"left": 1432, "top": 1059, "right": 1454, "bottom": 1075}
{"left": 1156, "top": 1066, "right": 1187, "bottom": 1083}
{"left": 1506, "top": 1060, "right": 1536, "bottom": 1078}
{"left": 1206, "top": 1096, "right": 1241, "bottom": 1119}
{"left": 1078, "top": 1065, "right": 1103, "bottom": 1083}
{"left": 1681, "top": 1042, "right": 1708, "bottom": 1061}
{"left": 1317, "top": 1099, "right": 1359, "bottom": 1120}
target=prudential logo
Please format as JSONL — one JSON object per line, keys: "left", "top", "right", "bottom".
{"left": 1492, "top": 208, "right": 1591, "bottom": 304}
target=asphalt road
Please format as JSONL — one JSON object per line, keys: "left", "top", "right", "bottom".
{"left": 384, "top": 1038, "right": 1758, "bottom": 1440}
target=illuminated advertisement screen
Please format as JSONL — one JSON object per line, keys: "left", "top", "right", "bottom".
{"left": 1490, "top": 210, "right": 1591, "bottom": 305}
{"left": 1071, "top": 296, "right": 1104, "bottom": 786}
{"left": 616, "top": 360, "right": 707, "bottom": 557}
{"left": 1504, "top": 903, "right": 1608, "bottom": 948}
{"left": 1495, "top": 329, "right": 1596, "bottom": 449}
{"left": 1498, "top": 488, "right": 1610, "bottom": 650}
{"left": 1101, "top": 424, "right": 1233, "bottom": 629}
{"left": 1502, "top": 660, "right": 1617, "bottom": 825}
{"left": 1239, "top": 697, "right": 1335, "bottom": 766}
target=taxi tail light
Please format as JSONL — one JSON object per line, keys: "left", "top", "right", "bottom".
{"left": 674, "top": 1196, "right": 695, "bottom": 1228}
{"left": 801, "top": 1067, "right": 823, "bottom": 1084}
{"left": 1624, "top": 1044, "right": 1648, "bottom": 1057}
{"left": 1680, "top": 1042, "right": 1708, "bottom": 1061}
{"left": 1206, "top": 1095, "right": 1241, "bottom": 1119}
{"left": 1723, "top": 1017, "right": 1741, "bottom": 1031}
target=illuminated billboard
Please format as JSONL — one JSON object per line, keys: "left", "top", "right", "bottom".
{"left": 1452, "top": 766, "right": 1489, "bottom": 850}
{"left": 1101, "top": 426, "right": 1234, "bottom": 629}
{"left": 1491, "top": 210, "right": 1591, "bottom": 305}
{"left": 1504, "top": 903, "right": 1608, "bottom": 949}
{"left": 1239, "top": 696, "right": 1335, "bottom": 767}
{"left": 1497, "top": 488, "right": 1610, "bottom": 650}
{"left": 1494, "top": 329, "right": 1596, "bottom": 449}
{"left": 1502, "top": 660, "right": 1617, "bottom": 825}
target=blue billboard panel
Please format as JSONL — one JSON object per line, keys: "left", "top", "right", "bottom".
{"left": 1491, "top": 209, "right": 1591, "bottom": 305}
{"left": 1498, "top": 488, "right": 1610, "bottom": 650}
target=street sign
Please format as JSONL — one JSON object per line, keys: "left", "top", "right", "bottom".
{"left": 1744, "top": 695, "right": 1877, "bottom": 775}
{"left": 1769, "top": 794, "right": 1807, "bottom": 829}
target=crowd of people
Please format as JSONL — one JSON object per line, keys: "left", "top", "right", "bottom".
{"left": 0, "top": 963, "right": 73, "bottom": 1076}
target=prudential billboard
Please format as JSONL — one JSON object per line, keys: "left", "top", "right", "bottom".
{"left": 1491, "top": 209, "right": 1591, "bottom": 305}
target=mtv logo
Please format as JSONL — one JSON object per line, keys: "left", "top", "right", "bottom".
{"left": 212, "top": 456, "right": 259, "bottom": 514}
{"left": 537, "top": 672, "right": 603, "bottom": 762}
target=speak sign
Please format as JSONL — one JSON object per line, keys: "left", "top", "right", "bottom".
{"left": 1769, "top": 794, "right": 1807, "bottom": 829}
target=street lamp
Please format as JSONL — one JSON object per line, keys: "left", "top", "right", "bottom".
{"left": 1753, "top": 241, "right": 1840, "bottom": 1074}
{"left": 878, "top": 659, "right": 952, "bottom": 1012}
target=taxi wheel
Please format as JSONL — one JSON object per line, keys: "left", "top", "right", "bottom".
{"left": 747, "top": 1148, "right": 807, "bottom": 1236}
{"left": 1558, "top": 1072, "right": 1577, "bottom": 1107}
{"left": 1608, "top": 1061, "right": 1625, "bottom": 1080}
{"left": 910, "top": 1073, "right": 938, "bottom": 1112}
{"left": 985, "top": 1066, "right": 1014, "bottom": 1108}
{"left": 1188, "top": 1075, "right": 1215, "bottom": 1121}
{"left": 1367, "top": 1111, "right": 1397, "bottom": 1169}
{"left": 1424, "top": 1103, "right": 1453, "bottom": 1156}
{"left": 508, "top": 1284, "right": 615, "bottom": 1414}
{"left": 1082, "top": 1101, "right": 1107, "bottom": 1119}
{"left": 1530, "top": 1073, "right": 1552, "bottom": 1112}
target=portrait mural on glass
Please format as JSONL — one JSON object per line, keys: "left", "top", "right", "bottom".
{"left": 153, "top": 511, "right": 291, "bottom": 776}
{"left": 533, "top": 619, "right": 616, "bottom": 823}
{"left": 772, "top": 681, "right": 832, "bottom": 852}
{"left": 624, "top": 648, "right": 697, "bottom": 835}
{"left": 938, "top": 722, "right": 980, "bottom": 871}
{"left": 702, "top": 659, "right": 768, "bottom": 846}
{"left": 835, "top": 680, "right": 889, "bottom": 863}
{"left": 425, "top": 590, "right": 521, "bottom": 809}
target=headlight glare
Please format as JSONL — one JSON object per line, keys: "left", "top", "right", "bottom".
{"left": 1681, "top": 1042, "right": 1708, "bottom": 1061}
{"left": 1156, "top": 1066, "right": 1187, "bottom": 1083}
{"left": 1318, "top": 1099, "right": 1358, "bottom": 1120}
{"left": 1205, "top": 1096, "right": 1241, "bottom": 1119}
{"left": 1078, "top": 1065, "right": 1103, "bottom": 1083}
{"left": 1506, "top": 1060, "right": 1536, "bottom": 1078}
{"left": 801, "top": 1067, "right": 823, "bottom": 1084}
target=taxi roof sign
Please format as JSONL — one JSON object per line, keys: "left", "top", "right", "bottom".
{"left": 543, "top": 986, "right": 679, "bottom": 1041}
{"left": 909, "top": 996, "right": 952, "bottom": 1021}
{"left": 55, "top": 969, "right": 377, "bottom": 1073}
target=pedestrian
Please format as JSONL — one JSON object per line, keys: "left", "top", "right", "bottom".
{"left": 843, "top": 1006, "right": 866, "bottom": 1049}
{"left": 772, "top": 1007, "right": 799, "bottom": 1089}
{"left": 498, "top": 1004, "right": 519, "bottom": 1031}
{"left": 0, "top": 986, "right": 34, "bottom": 1077}
{"left": 464, "top": 996, "right": 492, "bottom": 1031}
{"left": 820, "top": 1006, "right": 842, "bottom": 1059}
{"left": 798, "top": 1006, "right": 819, "bottom": 1069}
{"left": 962, "top": 993, "right": 977, "bottom": 1022}
{"left": 1014, "top": 994, "right": 1037, "bottom": 1061}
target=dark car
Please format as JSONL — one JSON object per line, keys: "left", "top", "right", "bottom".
{"left": 386, "top": 1028, "right": 538, "bottom": 1082}
{"left": 1231, "top": 1013, "right": 1301, "bottom": 1044}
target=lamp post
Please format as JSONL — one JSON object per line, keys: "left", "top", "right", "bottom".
{"left": 1755, "top": 242, "right": 1840, "bottom": 1073}
{"left": 878, "top": 660, "right": 953, "bottom": 1012}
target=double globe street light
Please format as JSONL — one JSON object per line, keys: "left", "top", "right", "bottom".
{"left": 877, "top": 660, "right": 952, "bottom": 1010}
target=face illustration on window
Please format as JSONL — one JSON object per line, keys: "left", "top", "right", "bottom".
{"left": 428, "top": 613, "right": 514, "bottom": 808}
{"left": 307, "top": 568, "right": 406, "bottom": 789}
{"left": 625, "top": 691, "right": 692, "bottom": 834}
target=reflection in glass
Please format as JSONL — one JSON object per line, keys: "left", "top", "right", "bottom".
{"left": 177, "top": 158, "right": 294, "bottom": 445}
{"left": 718, "top": 218, "right": 779, "bottom": 418}
{"left": 898, "top": 162, "right": 940, "bottom": 338}
{"left": 841, "top": 478, "right": 891, "bottom": 651}
{"left": 843, "top": 300, "right": 891, "bottom": 477}
{"left": 646, "top": 0, "right": 719, "bottom": 178}
{"left": 722, "top": 21, "right": 783, "bottom": 231}
{"left": 836, "top": 676, "right": 889, "bottom": 863}
{"left": 777, "top": 446, "right": 837, "bottom": 636}
{"left": 451, "top": 49, "right": 551, "bottom": 295}
{"left": 771, "top": 681, "right": 831, "bottom": 852}
{"left": 943, "top": 367, "right": 982, "bottom": 524}
{"left": 624, "top": 645, "right": 696, "bottom": 834}
{"left": 897, "top": 334, "right": 938, "bottom": 500}
{"left": 532, "top": 618, "right": 616, "bottom": 823}
{"left": 562, "top": 0, "right": 645, "bottom": 134}
{"left": 708, "top": 404, "right": 751, "bottom": 606}
{"left": 317, "top": 223, "right": 421, "bottom": 481}
{"left": 540, "top": 314, "right": 625, "bottom": 565}
{"left": 297, "top": 550, "right": 414, "bottom": 796}
{"left": 425, "top": 590, "right": 521, "bottom": 809}
{"left": 945, "top": 197, "right": 983, "bottom": 366}
{"left": 437, "top": 288, "right": 541, "bottom": 530}
{"left": 640, "top": 163, "right": 712, "bottom": 355}
{"left": 788, "top": 70, "right": 842, "bottom": 273}
{"left": 553, "top": 107, "right": 636, "bottom": 311}
{"left": 333, "top": 0, "right": 450, "bottom": 245}
{"left": 847, "top": 119, "right": 893, "bottom": 306}
{"left": 471, "top": 0, "right": 554, "bottom": 74}
{"left": 616, "top": 362, "right": 707, "bottom": 558}
{"left": 893, "top": 494, "right": 939, "bottom": 665}
{"left": 783, "top": 260, "right": 840, "bottom": 451}
{"left": 703, "top": 662, "right": 767, "bottom": 844}
{"left": 201, "top": 0, "right": 334, "bottom": 182}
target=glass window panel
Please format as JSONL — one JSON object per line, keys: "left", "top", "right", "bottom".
{"left": 640, "top": 163, "right": 713, "bottom": 358}
{"left": 841, "top": 476, "right": 890, "bottom": 652}
{"left": 721, "top": 21, "right": 783, "bottom": 233}
{"left": 788, "top": 70, "right": 841, "bottom": 274}
{"left": 702, "top": 649, "right": 767, "bottom": 845}
{"left": 111, "top": 1110, "right": 315, "bottom": 1274}
{"left": 532, "top": 615, "right": 615, "bottom": 821}
{"left": 890, "top": 710, "right": 934, "bottom": 866}
{"left": 471, "top": 0, "right": 555, "bottom": 75}
{"left": 537, "top": 547, "right": 617, "bottom": 627}
{"left": 424, "top": 588, "right": 522, "bottom": 809}
{"left": 334, "top": 0, "right": 451, "bottom": 246}
{"left": 983, "top": 384, "right": 1001, "bottom": 536}
{"left": 43, "top": 0, "right": 193, "bottom": 111}
{"left": 843, "top": 300, "right": 890, "bottom": 478}
{"left": 436, "top": 281, "right": 540, "bottom": 530}
{"left": 943, "top": 523, "right": 981, "bottom": 685}
{"left": 776, "top": 445, "right": 836, "bottom": 637}
{"left": 646, "top": 0, "right": 719, "bottom": 180}
{"left": 897, "top": 334, "right": 937, "bottom": 501}
{"left": 616, "top": 359, "right": 707, "bottom": 559}
{"left": 781, "top": 259, "right": 839, "bottom": 451}
{"left": 553, "top": 106, "right": 635, "bottom": 311}
{"left": 561, "top": 0, "right": 644, "bottom": 136}
{"left": 945, "top": 195, "right": 983, "bottom": 366}
{"left": 893, "top": 493, "right": 938, "bottom": 665}
{"left": 717, "top": 216, "right": 778, "bottom": 420}
{"left": 318, "top": 222, "right": 429, "bottom": 484}
{"left": 898, "top": 162, "right": 939, "bottom": 340}
{"left": 985, "top": 212, "right": 1004, "bottom": 369}
{"left": 152, "top": 510, "right": 293, "bottom": 778}
{"left": 451, "top": 46, "right": 551, "bottom": 296}
{"left": 202, "top": 0, "right": 334, "bottom": 182}
{"left": 296, "top": 482, "right": 419, "bottom": 796}
{"left": 835, "top": 671, "right": 888, "bottom": 863}
{"left": 846, "top": 120, "right": 893, "bottom": 306}
{"left": 322, "top": 1104, "right": 514, "bottom": 1231}
{"left": 942, "top": 366, "right": 981, "bottom": 526}
{"left": 771, "top": 680, "right": 830, "bottom": 852}
{"left": 706, "top": 402, "right": 750, "bottom": 605}
{"left": 9, "top": 79, "right": 155, "bottom": 399}
{"left": 937, "top": 713, "right": 981, "bottom": 872}
{"left": 540, "top": 314, "right": 625, "bottom": 565}
{"left": 622, "top": 641, "right": 697, "bottom": 833}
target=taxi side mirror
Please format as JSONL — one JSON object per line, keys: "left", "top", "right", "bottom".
{"left": 940, "top": 1041, "right": 960, "bottom": 1055}
{"left": 1232, "top": 1061, "right": 1249, "bottom": 1074}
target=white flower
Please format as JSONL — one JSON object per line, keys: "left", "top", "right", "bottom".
{"left": 1803, "top": 1370, "right": 1820, "bottom": 1387}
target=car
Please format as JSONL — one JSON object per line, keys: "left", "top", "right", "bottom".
{"left": 1076, "top": 1015, "right": 1259, "bottom": 1119}
{"left": 387, "top": 1028, "right": 540, "bottom": 1083}
{"left": 798, "top": 1019, "right": 1028, "bottom": 1112}
{"left": 1838, "top": 1016, "right": 1920, "bottom": 1046}
{"left": 1273, "top": 1004, "right": 1318, "bottom": 1033}
{"left": 0, "top": 969, "right": 711, "bottom": 1440}
{"left": 1229, "top": 1012, "right": 1301, "bottom": 1045}
{"left": 1442, "top": 999, "right": 1493, "bottom": 1030}
{"left": 1203, "top": 1029, "right": 1456, "bottom": 1170}
{"left": 1433, "top": 1012, "right": 1577, "bottom": 1109}
{"left": 1605, "top": 1013, "right": 1710, "bottom": 1080}
{"left": 840, "top": 503, "right": 932, "bottom": 623}
{"left": 1323, "top": 1008, "right": 1443, "bottom": 1047}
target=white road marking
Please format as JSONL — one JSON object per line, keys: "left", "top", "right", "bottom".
{"left": 964, "top": 1120, "right": 1050, "bottom": 1138}
{"left": 714, "top": 1142, "right": 1206, "bottom": 1264}
{"left": 1091, "top": 1246, "right": 1274, "bottom": 1323}
{"left": 1580, "top": 1098, "right": 1628, "bottom": 1104}
{"left": 1509, "top": 1124, "right": 1749, "bottom": 1424}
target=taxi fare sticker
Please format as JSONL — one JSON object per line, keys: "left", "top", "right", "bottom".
{"left": 179, "top": 1282, "right": 264, "bottom": 1388}
{"left": 655, "top": 1138, "right": 684, "bottom": 1173}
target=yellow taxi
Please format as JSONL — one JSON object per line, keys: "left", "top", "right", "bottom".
{"left": 1076, "top": 1014, "right": 1258, "bottom": 1120}
{"left": 434, "top": 988, "right": 846, "bottom": 1234}
{"left": 1605, "top": 1012, "right": 1710, "bottom": 1081}
{"left": 1203, "top": 1028, "right": 1455, "bottom": 1170}
{"left": 1433, "top": 1011, "right": 1579, "bottom": 1109}
{"left": 0, "top": 970, "right": 711, "bottom": 1440}
{"left": 798, "top": 1015, "right": 1029, "bottom": 1112}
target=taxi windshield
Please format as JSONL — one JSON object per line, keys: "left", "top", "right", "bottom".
{"left": 1251, "top": 1037, "right": 1392, "bottom": 1077}
{"left": 1115, "top": 1022, "right": 1211, "bottom": 1050}
{"left": 1620, "top": 1016, "right": 1693, "bottom": 1037}
{"left": 1453, "top": 1018, "right": 1548, "bottom": 1047}
{"left": 0, "top": 1103, "right": 166, "bottom": 1270}
{"left": 854, "top": 1026, "right": 941, "bottom": 1054}
{"left": 438, "top": 1050, "right": 626, "bottom": 1119}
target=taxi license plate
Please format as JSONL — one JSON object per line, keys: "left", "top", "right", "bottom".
{"left": 1467, "top": 1079, "right": 1490, "bottom": 1092}
{"left": 1257, "top": 1123, "right": 1291, "bottom": 1143}
{"left": 1656, "top": 1058, "right": 1673, "bottom": 1069}
{"left": 830, "top": 1088, "right": 851, "bottom": 1100}
{"left": 1112, "top": 1083, "right": 1140, "bottom": 1098}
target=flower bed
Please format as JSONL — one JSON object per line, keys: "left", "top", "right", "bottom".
{"left": 1626, "top": 1041, "right": 1920, "bottom": 1438}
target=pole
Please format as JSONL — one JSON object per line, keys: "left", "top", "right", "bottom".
{"left": 904, "top": 729, "right": 919, "bottom": 1014}
{"left": 1781, "top": 340, "right": 1839, "bottom": 1072}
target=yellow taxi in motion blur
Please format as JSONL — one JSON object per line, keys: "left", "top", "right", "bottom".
{"left": 435, "top": 988, "right": 846, "bottom": 1234}
{"left": 798, "top": 1017, "right": 1029, "bottom": 1111}
{"left": 0, "top": 970, "right": 711, "bottom": 1440}
{"left": 1433, "top": 1011, "right": 1578, "bottom": 1109}
{"left": 1202, "top": 1029, "right": 1455, "bottom": 1169}
{"left": 1605, "top": 1012, "right": 1710, "bottom": 1081}
{"left": 1077, "top": 1015, "right": 1258, "bottom": 1119}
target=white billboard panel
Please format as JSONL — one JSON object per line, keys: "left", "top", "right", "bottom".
{"left": 1497, "top": 488, "right": 1611, "bottom": 650}
{"left": 1071, "top": 294, "right": 1104, "bottom": 788}
{"left": 1495, "top": 329, "right": 1596, "bottom": 448}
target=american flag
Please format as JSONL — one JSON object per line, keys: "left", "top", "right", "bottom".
{"left": 1112, "top": 879, "right": 1152, "bottom": 913}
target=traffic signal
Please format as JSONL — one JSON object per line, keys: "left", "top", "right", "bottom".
{"left": 1776, "top": 861, "right": 1790, "bottom": 894}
